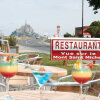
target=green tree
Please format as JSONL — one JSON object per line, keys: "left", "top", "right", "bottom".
{"left": 87, "top": 0, "right": 100, "bottom": 13}
{"left": 64, "top": 33, "right": 72, "bottom": 37}
{"left": 90, "top": 21, "right": 100, "bottom": 26}
{"left": 85, "top": 21, "right": 100, "bottom": 37}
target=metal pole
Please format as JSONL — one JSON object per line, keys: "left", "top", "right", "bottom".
{"left": 82, "top": 0, "right": 84, "bottom": 37}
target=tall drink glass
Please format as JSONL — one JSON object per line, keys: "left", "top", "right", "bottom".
{"left": 72, "top": 60, "right": 92, "bottom": 100}
{"left": 0, "top": 55, "right": 18, "bottom": 100}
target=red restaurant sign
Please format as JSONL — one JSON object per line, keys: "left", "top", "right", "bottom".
{"left": 51, "top": 38, "right": 100, "bottom": 60}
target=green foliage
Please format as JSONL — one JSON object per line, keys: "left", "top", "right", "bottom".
{"left": 10, "top": 31, "right": 17, "bottom": 37}
{"left": 78, "top": 33, "right": 83, "bottom": 37}
{"left": 5, "top": 36, "right": 17, "bottom": 46}
{"left": 45, "top": 39, "right": 50, "bottom": 43}
{"left": 87, "top": 0, "right": 100, "bottom": 11}
{"left": 85, "top": 21, "right": 100, "bottom": 37}
{"left": 90, "top": 21, "right": 100, "bottom": 26}
{"left": 64, "top": 32, "right": 72, "bottom": 37}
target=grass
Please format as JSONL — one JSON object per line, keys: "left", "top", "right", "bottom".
{"left": 19, "top": 52, "right": 100, "bottom": 75}
{"left": 44, "top": 39, "right": 50, "bottom": 43}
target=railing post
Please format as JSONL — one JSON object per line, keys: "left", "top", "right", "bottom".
{"left": 93, "top": 60, "right": 95, "bottom": 64}
{"left": 63, "top": 60, "right": 66, "bottom": 66}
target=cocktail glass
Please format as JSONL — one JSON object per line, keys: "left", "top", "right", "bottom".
{"left": 0, "top": 55, "right": 18, "bottom": 100}
{"left": 32, "top": 71, "right": 53, "bottom": 100}
{"left": 72, "top": 60, "right": 92, "bottom": 100}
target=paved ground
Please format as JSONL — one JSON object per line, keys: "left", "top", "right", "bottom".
{"left": 18, "top": 44, "right": 39, "bottom": 53}
{"left": 18, "top": 44, "right": 50, "bottom": 54}
{"left": 18, "top": 38, "right": 50, "bottom": 54}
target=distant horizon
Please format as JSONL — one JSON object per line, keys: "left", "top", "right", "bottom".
{"left": 0, "top": 0, "right": 100, "bottom": 37}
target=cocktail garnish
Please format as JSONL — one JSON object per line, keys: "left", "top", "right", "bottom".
{"left": 39, "top": 67, "right": 46, "bottom": 71}
{"left": 25, "top": 66, "right": 30, "bottom": 69}
{"left": 74, "top": 59, "right": 82, "bottom": 69}
{"left": 25, "top": 65, "right": 34, "bottom": 70}
{"left": 3, "top": 56, "right": 7, "bottom": 62}
{"left": 7, "top": 55, "right": 11, "bottom": 62}
{"left": 6, "top": 56, "right": 17, "bottom": 64}
{"left": 13, "top": 57, "right": 17, "bottom": 63}
{"left": 39, "top": 67, "right": 46, "bottom": 75}
{"left": 87, "top": 62, "right": 94, "bottom": 69}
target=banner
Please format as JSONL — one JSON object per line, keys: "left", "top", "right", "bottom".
{"left": 51, "top": 38, "right": 100, "bottom": 60}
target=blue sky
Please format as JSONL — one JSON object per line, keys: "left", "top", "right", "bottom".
{"left": 0, "top": 0, "right": 100, "bottom": 36}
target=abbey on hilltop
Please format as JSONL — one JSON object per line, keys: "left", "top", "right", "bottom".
{"left": 10, "top": 22, "right": 37, "bottom": 37}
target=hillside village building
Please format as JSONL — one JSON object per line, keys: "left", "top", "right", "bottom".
{"left": 75, "top": 26, "right": 91, "bottom": 38}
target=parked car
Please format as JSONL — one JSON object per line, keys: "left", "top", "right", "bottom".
{"left": 36, "top": 36, "right": 40, "bottom": 39}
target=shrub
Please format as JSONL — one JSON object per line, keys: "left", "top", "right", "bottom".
{"left": 5, "top": 36, "right": 17, "bottom": 46}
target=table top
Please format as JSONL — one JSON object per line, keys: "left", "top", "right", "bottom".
{"left": 0, "top": 90, "right": 98, "bottom": 100}
{"left": 0, "top": 52, "right": 18, "bottom": 56}
{"left": 17, "top": 64, "right": 67, "bottom": 77}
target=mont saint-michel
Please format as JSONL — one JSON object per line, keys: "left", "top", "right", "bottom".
{"left": 10, "top": 22, "right": 38, "bottom": 37}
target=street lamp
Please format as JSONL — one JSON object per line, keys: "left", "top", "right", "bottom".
{"left": 82, "top": 0, "right": 84, "bottom": 37}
